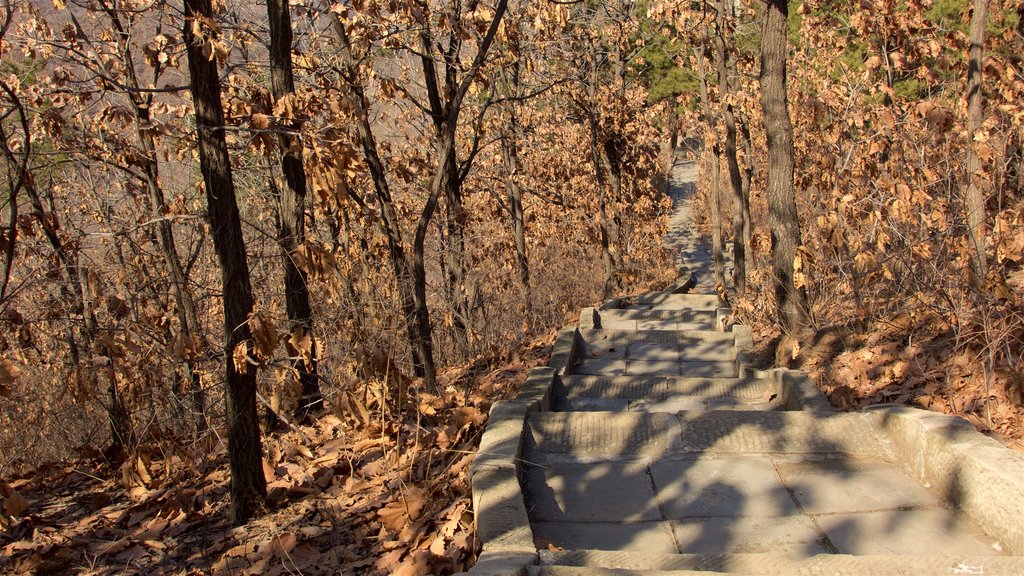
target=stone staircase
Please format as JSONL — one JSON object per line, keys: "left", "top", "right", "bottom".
{"left": 461, "top": 159, "right": 1024, "bottom": 575}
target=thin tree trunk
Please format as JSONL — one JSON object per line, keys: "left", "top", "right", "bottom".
{"left": 695, "top": 46, "right": 725, "bottom": 290}
{"left": 716, "top": 0, "right": 746, "bottom": 295}
{"left": 332, "top": 17, "right": 432, "bottom": 383}
{"left": 965, "top": 0, "right": 989, "bottom": 285}
{"left": 267, "top": 0, "right": 322, "bottom": 421}
{"left": 184, "top": 0, "right": 265, "bottom": 524}
{"left": 739, "top": 118, "right": 754, "bottom": 257}
{"left": 497, "top": 59, "right": 531, "bottom": 305}
{"left": 760, "top": 0, "right": 809, "bottom": 335}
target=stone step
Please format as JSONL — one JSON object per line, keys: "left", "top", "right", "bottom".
{"left": 578, "top": 328, "right": 743, "bottom": 348}
{"left": 524, "top": 411, "right": 897, "bottom": 462}
{"left": 601, "top": 292, "right": 722, "bottom": 312}
{"left": 595, "top": 308, "right": 720, "bottom": 332}
{"left": 573, "top": 358, "right": 739, "bottom": 379}
{"left": 572, "top": 330, "right": 744, "bottom": 379}
{"left": 554, "top": 375, "right": 784, "bottom": 412}
{"left": 532, "top": 551, "right": 1024, "bottom": 575}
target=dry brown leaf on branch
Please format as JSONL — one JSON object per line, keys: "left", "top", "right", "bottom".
{"left": 248, "top": 309, "right": 280, "bottom": 364}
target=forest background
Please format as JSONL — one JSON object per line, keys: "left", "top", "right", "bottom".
{"left": 0, "top": 0, "right": 1021, "bottom": 574}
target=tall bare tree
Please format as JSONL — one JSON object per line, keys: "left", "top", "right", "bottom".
{"left": 695, "top": 45, "right": 726, "bottom": 290}
{"left": 183, "top": 0, "right": 265, "bottom": 523}
{"left": 715, "top": 0, "right": 748, "bottom": 295}
{"left": 965, "top": 0, "right": 989, "bottom": 285}
{"left": 266, "top": 0, "right": 322, "bottom": 421}
{"left": 760, "top": 0, "right": 808, "bottom": 334}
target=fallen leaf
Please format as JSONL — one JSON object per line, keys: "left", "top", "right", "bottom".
{"left": 378, "top": 486, "right": 426, "bottom": 531}
{"left": 3, "top": 487, "right": 28, "bottom": 516}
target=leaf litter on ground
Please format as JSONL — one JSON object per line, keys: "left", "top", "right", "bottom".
{"left": 0, "top": 333, "right": 555, "bottom": 575}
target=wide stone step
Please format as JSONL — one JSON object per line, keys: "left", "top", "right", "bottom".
{"left": 554, "top": 375, "right": 783, "bottom": 412}
{"left": 572, "top": 329, "right": 743, "bottom": 379}
{"left": 578, "top": 328, "right": 742, "bottom": 350}
{"left": 524, "top": 411, "right": 896, "bottom": 462}
{"left": 601, "top": 292, "right": 722, "bottom": 311}
{"left": 532, "top": 551, "right": 1024, "bottom": 575}
{"left": 595, "top": 308, "right": 719, "bottom": 332}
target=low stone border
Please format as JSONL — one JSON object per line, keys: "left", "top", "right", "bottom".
{"left": 766, "top": 368, "right": 835, "bottom": 413}
{"left": 870, "top": 405, "right": 1024, "bottom": 555}
{"left": 461, "top": 368, "right": 560, "bottom": 575}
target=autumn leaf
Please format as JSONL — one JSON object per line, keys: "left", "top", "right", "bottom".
{"left": 0, "top": 357, "right": 18, "bottom": 396}
{"left": 2, "top": 486, "right": 28, "bottom": 517}
{"left": 378, "top": 486, "right": 425, "bottom": 532}
{"left": 247, "top": 309, "right": 279, "bottom": 365}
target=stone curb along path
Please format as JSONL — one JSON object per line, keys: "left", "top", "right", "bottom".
{"left": 459, "top": 159, "right": 1024, "bottom": 576}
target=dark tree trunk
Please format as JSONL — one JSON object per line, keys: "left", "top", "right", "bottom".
{"left": 266, "top": 0, "right": 322, "bottom": 421}
{"left": 716, "top": 0, "right": 747, "bottom": 295}
{"left": 760, "top": 0, "right": 809, "bottom": 335}
{"left": 184, "top": 0, "right": 265, "bottom": 524}
{"left": 965, "top": 0, "right": 988, "bottom": 285}
{"left": 695, "top": 46, "right": 725, "bottom": 291}
{"left": 739, "top": 118, "right": 754, "bottom": 257}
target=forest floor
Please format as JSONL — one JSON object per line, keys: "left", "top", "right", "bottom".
{"left": 751, "top": 318, "right": 1024, "bottom": 451}
{"left": 0, "top": 332, "right": 557, "bottom": 575}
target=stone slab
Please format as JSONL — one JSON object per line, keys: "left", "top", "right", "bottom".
{"left": 679, "top": 360, "right": 737, "bottom": 378}
{"left": 584, "top": 343, "right": 627, "bottom": 360}
{"left": 560, "top": 376, "right": 771, "bottom": 401}
{"left": 874, "top": 406, "right": 1024, "bottom": 554}
{"left": 556, "top": 397, "right": 632, "bottom": 411}
{"left": 816, "top": 508, "right": 1003, "bottom": 556}
{"left": 575, "top": 358, "right": 626, "bottom": 376}
{"left": 526, "top": 412, "right": 674, "bottom": 458}
{"left": 629, "top": 397, "right": 707, "bottom": 412}
{"left": 670, "top": 412, "right": 896, "bottom": 459}
{"left": 463, "top": 551, "right": 537, "bottom": 576}
{"left": 600, "top": 292, "right": 721, "bottom": 311}
{"left": 776, "top": 459, "right": 939, "bottom": 514}
{"left": 579, "top": 329, "right": 736, "bottom": 347}
{"left": 603, "top": 320, "right": 639, "bottom": 331}
{"left": 650, "top": 457, "right": 797, "bottom": 518}
{"left": 540, "top": 550, "right": 1024, "bottom": 575}
{"left": 677, "top": 339, "right": 736, "bottom": 361}
{"left": 474, "top": 401, "right": 527, "bottom": 472}
{"left": 473, "top": 466, "right": 536, "bottom": 552}
{"left": 627, "top": 360, "right": 681, "bottom": 376}
{"left": 525, "top": 462, "right": 660, "bottom": 522}
{"left": 671, "top": 515, "right": 828, "bottom": 555}
{"left": 628, "top": 343, "right": 680, "bottom": 362}
{"left": 532, "top": 522, "right": 678, "bottom": 553}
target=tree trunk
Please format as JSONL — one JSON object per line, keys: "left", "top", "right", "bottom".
{"left": 501, "top": 130, "right": 531, "bottom": 305}
{"left": 332, "top": 17, "right": 433, "bottom": 384}
{"left": 695, "top": 46, "right": 726, "bottom": 291}
{"left": 965, "top": 0, "right": 989, "bottom": 285}
{"left": 716, "top": 0, "right": 747, "bottom": 295}
{"left": 739, "top": 118, "right": 754, "bottom": 257}
{"left": 760, "top": 0, "right": 809, "bottom": 335}
{"left": 267, "top": 0, "right": 322, "bottom": 421}
{"left": 184, "top": 0, "right": 265, "bottom": 524}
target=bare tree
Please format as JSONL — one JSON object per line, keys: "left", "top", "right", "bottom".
{"left": 760, "top": 0, "right": 809, "bottom": 334}
{"left": 266, "top": 0, "right": 322, "bottom": 422}
{"left": 965, "top": 0, "right": 989, "bottom": 286}
{"left": 183, "top": 0, "right": 265, "bottom": 523}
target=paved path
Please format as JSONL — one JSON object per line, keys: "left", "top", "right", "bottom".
{"left": 464, "top": 154, "right": 1024, "bottom": 575}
